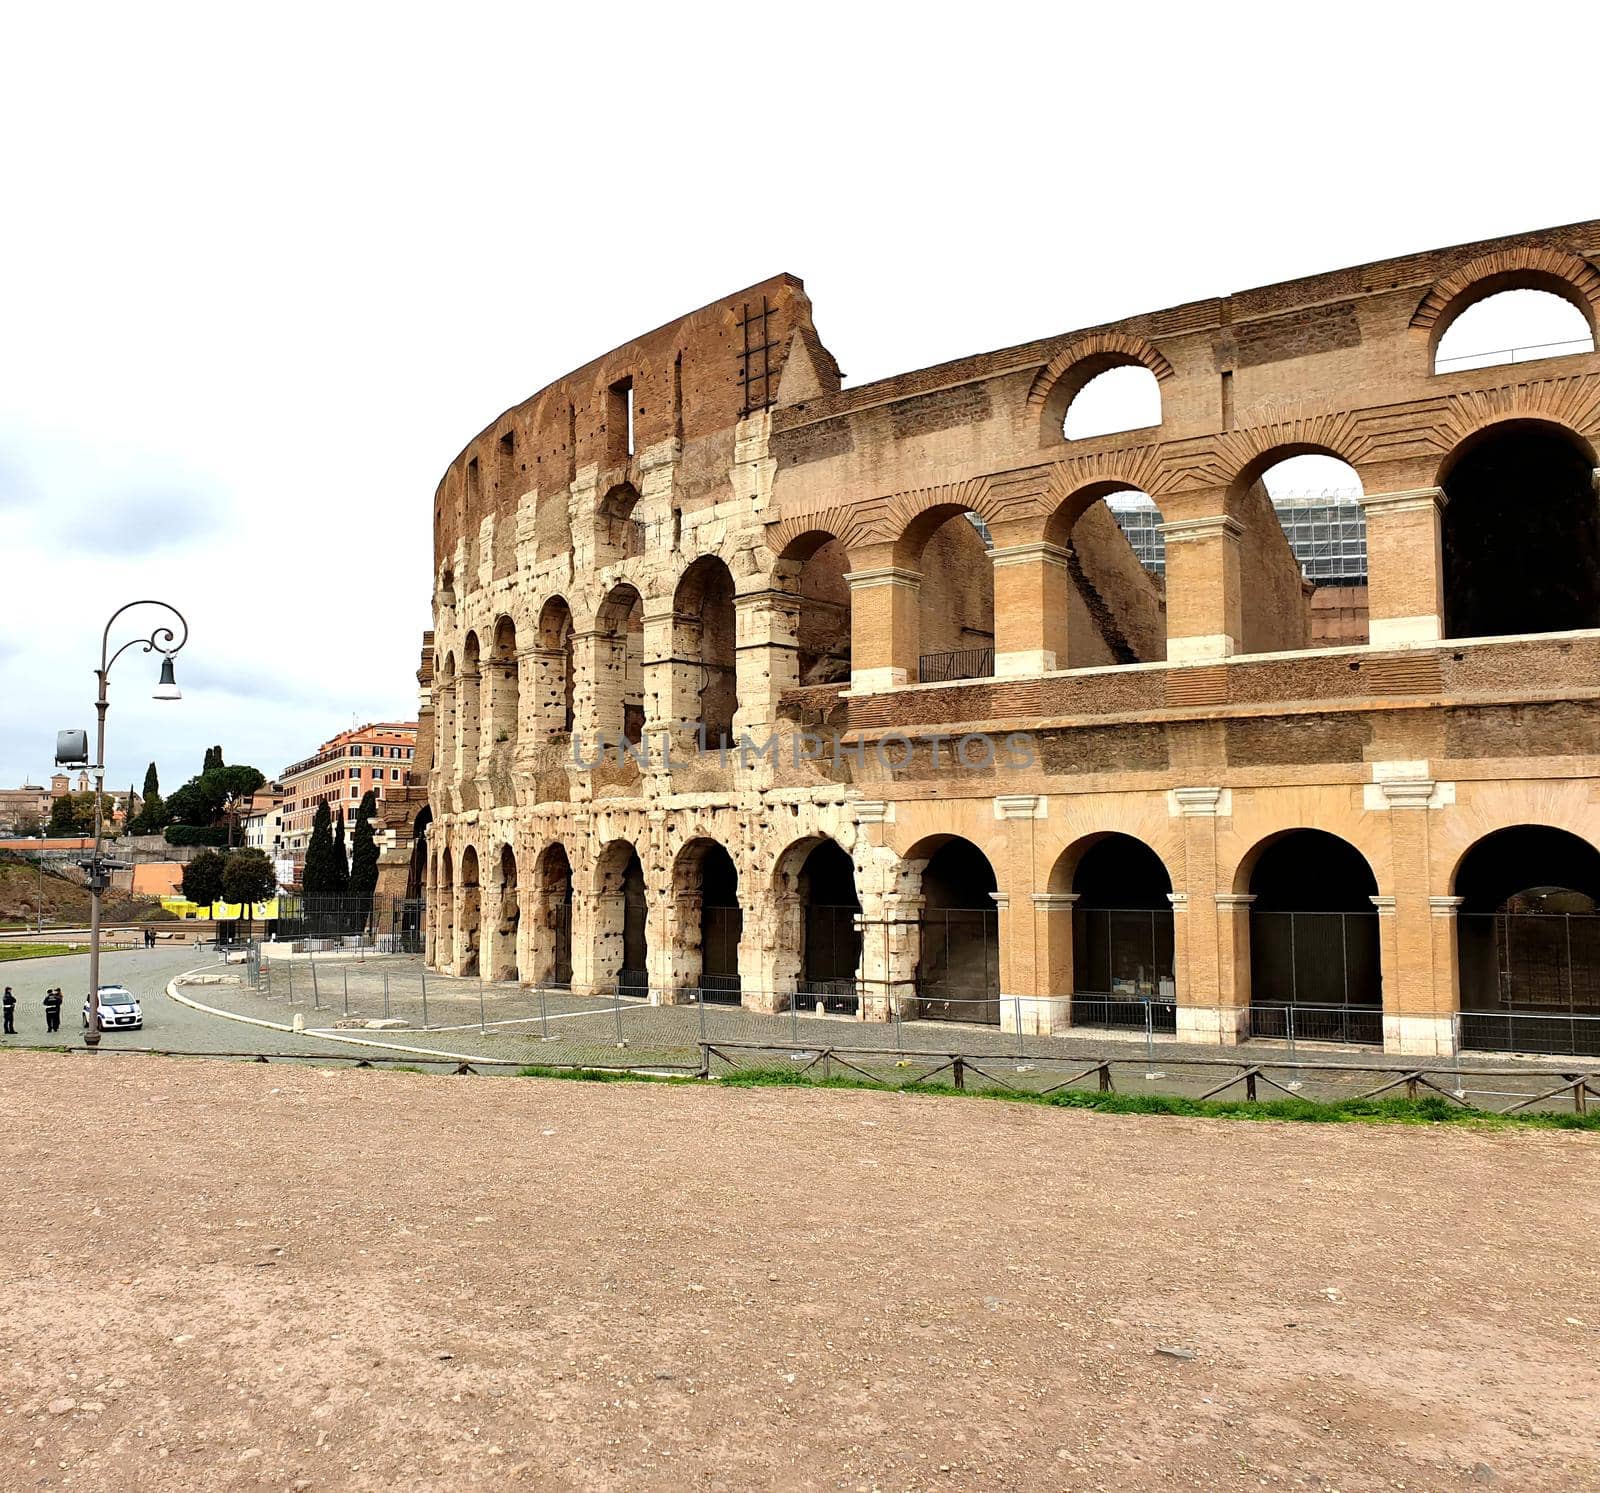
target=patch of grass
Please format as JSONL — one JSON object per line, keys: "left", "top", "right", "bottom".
{"left": 515, "top": 1063, "right": 693, "bottom": 1085}
{"left": 708, "top": 1065, "right": 1600, "bottom": 1131}
{"left": 0, "top": 943, "right": 87, "bottom": 962}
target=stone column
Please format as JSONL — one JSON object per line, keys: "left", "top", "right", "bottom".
{"left": 1029, "top": 891, "right": 1077, "bottom": 1035}
{"left": 657, "top": 885, "right": 700, "bottom": 1006}
{"left": 1170, "top": 786, "right": 1246, "bottom": 1043}
{"left": 992, "top": 793, "right": 1041, "bottom": 1032}
{"left": 1161, "top": 513, "right": 1242, "bottom": 662}
{"left": 1361, "top": 488, "right": 1447, "bottom": 647}
{"left": 991, "top": 542, "right": 1071, "bottom": 676}
{"left": 845, "top": 566, "right": 921, "bottom": 691}
{"left": 528, "top": 647, "right": 571, "bottom": 742}
{"left": 1377, "top": 775, "right": 1456, "bottom": 1056}
{"left": 1214, "top": 894, "right": 1255, "bottom": 1039}
{"left": 570, "top": 628, "right": 628, "bottom": 753}
{"left": 858, "top": 892, "right": 923, "bottom": 1021}
{"left": 733, "top": 589, "right": 803, "bottom": 738}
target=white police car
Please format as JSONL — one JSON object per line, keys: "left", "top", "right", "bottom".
{"left": 83, "top": 984, "right": 143, "bottom": 1031}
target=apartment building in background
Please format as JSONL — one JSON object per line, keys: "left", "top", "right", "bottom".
{"left": 280, "top": 722, "right": 419, "bottom": 872}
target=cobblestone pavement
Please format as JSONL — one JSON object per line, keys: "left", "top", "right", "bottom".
{"left": 184, "top": 952, "right": 1600, "bottom": 1113}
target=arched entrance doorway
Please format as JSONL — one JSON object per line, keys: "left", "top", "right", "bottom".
{"left": 673, "top": 839, "right": 743, "bottom": 1002}
{"left": 490, "top": 844, "right": 518, "bottom": 983}
{"left": 534, "top": 843, "right": 573, "bottom": 988}
{"left": 798, "top": 840, "right": 860, "bottom": 1009}
{"left": 914, "top": 837, "right": 1000, "bottom": 1023}
{"left": 1455, "top": 825, "right": 1600, "bottom": 1056}
{"left": 595, "top": 840, "right": 648, "bottom": 997}
{"left": 458, "top": 845, "right": 481, "bottom": 977}
{"left": 403, "top": 805, "right": 431, "bottom": 954}
{"left": 1245, "top": 830, "right": 1380, "bottom": 1043}
{"left": 1069, "top": 834, "right": 1175, "bottom": 1030}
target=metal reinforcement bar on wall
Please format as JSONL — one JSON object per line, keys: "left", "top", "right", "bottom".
{"left": 697, "top": 1041, "right": 1600, "bottom": 1117}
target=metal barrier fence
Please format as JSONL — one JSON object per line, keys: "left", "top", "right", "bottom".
{"left": 231, "top": 950, "right": 1600, "bottom": 1070}
{"left": 917, "top": 647, "right": 994, "bottom": 683}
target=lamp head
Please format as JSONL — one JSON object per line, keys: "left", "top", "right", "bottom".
{"left": 153, "top": 657, "right": 181, "bottom": 701}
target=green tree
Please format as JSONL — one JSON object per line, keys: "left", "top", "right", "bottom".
{"left": 181, "top": 849, "right": 227, "bottom": 912}
{"left": 143, "top": 761, "right": 160, "bottom": 801}
{"left": 221, "top": 847, "right": 277, "bottom": 945}
{"left": 203, "top": 745, "right": 223, "bottom": 772}
{"left": 131, "top": 761, "right": 167, "bottom": 832}
{"left": 48, "top": 793, "right": 109, "bottom": 836}
{"left": 349, "top": 790, "right": 380, "bottom": 925}
{"left": 331, "top": 809, "right": 350, "bottom": 899}
{"left": 301, "top": 801, "right": 334, "bottom": 898}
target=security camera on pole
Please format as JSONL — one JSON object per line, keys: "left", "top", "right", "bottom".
{"left": 57, "top": 600, "right": 188, "bottom": 1048}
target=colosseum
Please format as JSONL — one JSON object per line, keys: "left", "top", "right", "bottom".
{"left": 413, "top": 219, "right": 1600, "bottom": 1058}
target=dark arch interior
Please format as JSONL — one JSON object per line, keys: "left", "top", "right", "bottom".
{"left": 539, "top": 844, "right": 573, "bottom": 988}
{"left": 800, "top": 840, "right": 861, "bottom": 995}
{"left": 917, "top": 839, "right": 999, "bottom": 1018}
{"left": 1070, "top": 836, "right": 1174, "bottom": 1011}
{"left": 1444, "top": 425, "right": 1600, "bottom": 640}
{"left": 1455, "top": 827, "right": 1600, "bottom": 1040}
{"left": 696, "top": 842, "right": 742, "bottom": 998}
{"left": 1248, "top": 830, "right": 1380, "bottom": 1024}
{"left": 618, "top": 845, "right": 648, "bottom": 994}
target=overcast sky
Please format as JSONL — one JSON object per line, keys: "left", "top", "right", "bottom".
{"left": 0, "top": 2, "right": 1591, "bottom": 792}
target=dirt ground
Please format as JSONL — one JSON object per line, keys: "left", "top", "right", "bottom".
{"left": 0, "top": 1053, "right": 1596, "bottom": 1493}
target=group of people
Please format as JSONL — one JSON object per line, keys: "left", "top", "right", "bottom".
{"left": 2, "top": 985, "right": 65, "bottom": 1035}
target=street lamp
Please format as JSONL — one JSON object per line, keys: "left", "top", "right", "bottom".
{"left": 59, "top": 600, "right": 188, "bottom": 1048}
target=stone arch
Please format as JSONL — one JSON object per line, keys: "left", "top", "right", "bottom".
{"left": 600, "top": 481, "right": 645, "bottom": 557}
{"left": 772, "top": 528, "right": 852, "bottom": 687}
{"left": 533, "top": 842, "right": 574, "bottom": 988}
{"left": 888, "top": 503, "right": 996, "bottom": 684}
{"left": 902, "top": 834, "right": 1000, "bottom": 1022}
{"left": 435, "top": 652, "right": 458, "bottom": 779}
{"left": 1236, "top": 828, "right": 1381, "bottom": 1038}
{"left": 438, "top": 846, "right": 455, "bottom": 971}
{"left": 534, "top": 595, "right": 576, "bottom": 738}
{"left": 1411, "top": 246, "right": 1600, "bottom": 353}
{"left": 1438, "top": 419, "right": 1600, "bottom": 640}
{"left": 1041, "top": 477, "right": 1169, "bottom": 666}
{"left": 593, "top": 582, "right": 644, "bottom": 746}
{"left": 1029, "top": 332, "right": 1175, "bottom": 443}
{"left": 671, "top": 836, "right": 743, "bottom": 1000}
{"left": 488, "top": 615, "right": 519, "bottom": 752}
{"left": 1452, "top": 825, "right": 1600, "bottom": 1052}
{"left": 490, "top": 843, "right": 519, "bottom": 982}
{"left": 671, "top": 556, "right": 738, "bottom": 747}
{"left": 459, "top": 632, "right": 482, "bottom": 798}
{"left": 1222, "top": 444, "right": 1366, "bottom": 655}
{"left": 458, "top": 844, "right": 481, "bottom": 978}
{"left": 770, "top": 835, "right": 862, "bottom": 1008}
{"left": 593, "top": 838, "right": 648, "bottom": 995}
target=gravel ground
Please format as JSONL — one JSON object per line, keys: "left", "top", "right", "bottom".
{"left": 0, "top": 1051, "right": 1596, "bottom": 1491}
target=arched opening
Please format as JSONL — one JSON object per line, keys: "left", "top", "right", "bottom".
{"left": 458, "top": 845, "right": 481, "bottom": 978}
{"left": 900, "top": 507, "right": 994, "bottom": 683}
{"left": 799, "top": 839, "right": 860, "bottom": 1009}
{"left": 782, "top": 531, "right": 852, "bottom": 687}
{"left": 1442, "top": 422, "right": 1600, "bottom": 640}
{"left": 595, "top": 839, "right": 648, "bottom": 996}
{"left": 1246, "top": 830, "right": 1380, "bottom": 1042}
{"left": 600, "top": 481, "right": 645, "bottom": 557}
{"left": 459, "top": 633, "right": 482, "bottom": 782}
{"left": 595, "top": 584, "right": 645, "bottom": 746}
{"left": 490, "top": 845, "right": 519, "bottom": 982}
{"left": 1434, "top": 287, "right": 1595, "bottom": 374}
{"left": 489, "top": 617, "right": 519, "bottom": 752}
{"left": 1063, "top": 363, "right": 1162, "bottom": 440}
{"left": 1454, "top": 825, "right": 1600, "bottom": 1055}
{"left": 535, "top": 596, "right": 575, "bottom": 738}
{"left": 1048, "top": 483, "right": 1168, "bottom": 666}
{"left": 914, "top": 837, "right": 1000, "bottom": 1022}
{"left": 437, "top": 846, "right": 454, "bottom": 970}
{"left": 534, "top": 843, "right": 573, "bottom": 988}
{"left": 674, "top": 838, "right": 743, "bottom": 1002}
{"left": 672, "top": 557, "right": 737, "bottom": 748}
{"left": 1236, "top": 453, "right": 1368, "bottom": 649}
{"left": 1067, "top": 835, "right": 1174, "bottom": 1029}
{"left": 403, "top": 805, "right": 430, "bottom": 954}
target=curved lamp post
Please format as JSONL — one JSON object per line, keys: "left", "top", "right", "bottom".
{"left": 77, "top": 601, "right": 188, "bottom": 1047}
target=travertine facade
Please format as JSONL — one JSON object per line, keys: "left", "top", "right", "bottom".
{"left": 423, "top": 224, "right": 1600, "bottom": 1056}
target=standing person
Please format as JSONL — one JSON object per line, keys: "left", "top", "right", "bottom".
{"left": 2, "top": 985, "right": 15, "bottom": 1035}
{"left": 43, "top": 987, "right": 62, "bottom": 1033}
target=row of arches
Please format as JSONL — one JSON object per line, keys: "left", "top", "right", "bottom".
{"left": 1060, "top": 287, "right": 1597, "bottom": 444}
{"left": 426, "top": 820, "right": 1600, "bottom": 1045}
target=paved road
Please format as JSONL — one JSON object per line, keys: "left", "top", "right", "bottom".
{"left": 0, "top": 945, "right": 407, "bottom": 1061}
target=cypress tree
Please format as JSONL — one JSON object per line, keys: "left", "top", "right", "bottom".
{"left": 302, "top": 801, "right": 333, "bottom": 899}
{"left": 349, "top": 790, "right": 380, "bottom": 925}
{"left": 331, "top": 809, "right": 350, "bottom": 899}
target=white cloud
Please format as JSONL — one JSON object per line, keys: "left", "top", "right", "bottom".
{"left": 0, "top": 0, "right": 1590, "bottom": 787}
